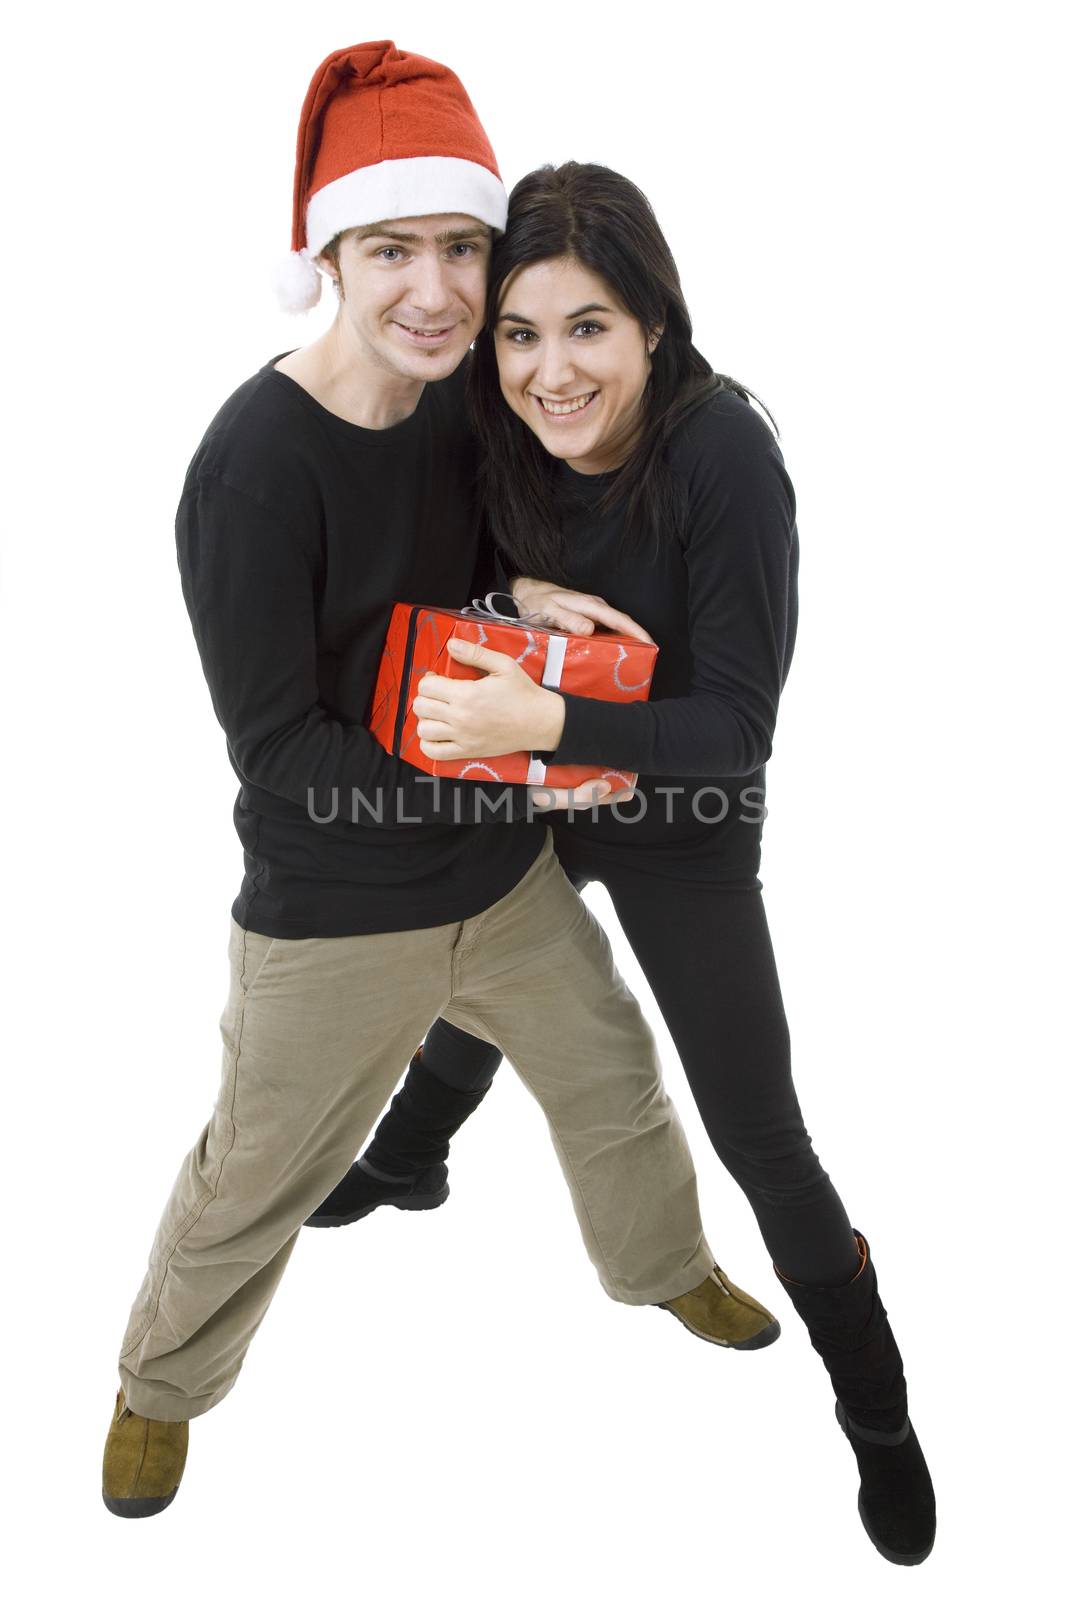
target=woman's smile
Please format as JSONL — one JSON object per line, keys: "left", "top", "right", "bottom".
{"left": 533, "top": 389, "right": 600, "bottom": 419}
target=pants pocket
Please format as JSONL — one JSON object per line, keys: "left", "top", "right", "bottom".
{"left": 229, "top": 917, "right": 277, "bottom": 999}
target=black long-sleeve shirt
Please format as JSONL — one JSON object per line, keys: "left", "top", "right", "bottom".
{"left": 176, "top": 354, "right": 541, "bottom": 937}
{"left": 536, "top": 389, "right": 800, "bottom": 879}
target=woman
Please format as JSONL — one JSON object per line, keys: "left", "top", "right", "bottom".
{"left": 309, "top": 162, "right": 936, "bottom": 1565}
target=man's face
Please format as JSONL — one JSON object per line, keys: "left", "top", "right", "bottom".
{"left": 327, "top": 214, "right": 490, "bottom": 383}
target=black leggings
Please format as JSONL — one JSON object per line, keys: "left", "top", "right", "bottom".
{"left": 419, "top": 843, "right": 859, "bottom": 1286}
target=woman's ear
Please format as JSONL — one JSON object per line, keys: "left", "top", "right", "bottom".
{"left": 647, "top": 324, "right": 664, "bottom": 353}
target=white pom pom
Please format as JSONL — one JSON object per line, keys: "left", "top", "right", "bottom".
{"left": 272, "top": 247, "right": 323, "bottom": 313}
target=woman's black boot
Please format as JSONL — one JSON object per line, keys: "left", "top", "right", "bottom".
{"left": 362, "top": 1044, "right": 495, "bottom": 1175}
{"left": 305, "top": 1047, "right": 492, "bottom": 1227}
{"left": 774, "top": 1231, "right": 936, "bottom": 1565}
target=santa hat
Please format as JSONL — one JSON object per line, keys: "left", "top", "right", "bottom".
{"left": 274, "top": 41, "right": 508, "bottom": 313}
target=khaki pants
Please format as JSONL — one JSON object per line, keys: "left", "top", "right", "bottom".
{"left": 118, "top": 832, "right": 715, "bottom": 1420}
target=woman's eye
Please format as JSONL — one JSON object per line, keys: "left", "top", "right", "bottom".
{"left": 573, "top": 321, "right": 604, "bottom": 337}
{"left": 504, "top": 328, "right": 537, "bottom": 345}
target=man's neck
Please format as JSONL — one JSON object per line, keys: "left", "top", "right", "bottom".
{"left": 274, "top": 320, "right": 425, "bottom": 430}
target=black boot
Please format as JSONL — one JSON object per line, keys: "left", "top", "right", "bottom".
{"left": 362, "top": 1045, "right": 494, "bottom": 1176}
{"left": 304, "top": 1047, "right": 492, "bottom": 1228}
{"left": 774, "top": 1231, "right": 936, "bottom": 1565}
{"left": 303, "top": 1157, "right": 450, "bottom": 1228}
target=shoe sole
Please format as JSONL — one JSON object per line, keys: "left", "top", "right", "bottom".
{"left": 835, "top": 1402, "right": 935, "bottom": 1565}
{"left": 657, "top": 1302, "right": 782, "bottom": 1350}
{"left": 303, "top": 1182, "right": 450, "bottom": 1228}
{"left": 102, "top": 1486, "right": 180, "bottom": 1518}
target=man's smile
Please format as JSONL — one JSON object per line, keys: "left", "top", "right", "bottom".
{"left": 393, "top": 321, "right": 458, "bottom": 347}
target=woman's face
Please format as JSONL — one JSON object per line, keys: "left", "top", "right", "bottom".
{"left": 494, "top": 257, "right": 656, "bottom": 475}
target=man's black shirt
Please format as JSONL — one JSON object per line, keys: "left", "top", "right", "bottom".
{"left": 176, "top": 355, "right": 542, "bottom": 937}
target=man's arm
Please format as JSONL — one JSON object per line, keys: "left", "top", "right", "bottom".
{"left": 177, "top": 472, "right": 532, "bottom": 825}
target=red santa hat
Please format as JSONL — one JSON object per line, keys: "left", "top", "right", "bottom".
{"left": 274, "top": 41, "right": 508, "bottom": 313}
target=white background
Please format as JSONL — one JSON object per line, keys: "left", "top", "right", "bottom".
{"left": 2, "top": 1, "right": 1062, "bottom": 1594}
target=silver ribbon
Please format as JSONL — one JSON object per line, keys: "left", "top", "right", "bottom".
{"left": 459, "top": 592, "right": 553, "bottom": 629}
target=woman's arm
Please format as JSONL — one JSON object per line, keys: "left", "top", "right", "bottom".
{"left": 510, "top": 578, "right": 654, "bottom": 643}
{"left": 416, "top": 404, "right": 797, "bottom": 781}
{"left": 548, "top": 415, "right": 798, "bottom": 778}
{"left": 412, "top": 582, "right": 651, "bottom": 765}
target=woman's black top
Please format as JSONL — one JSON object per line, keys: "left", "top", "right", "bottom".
{"left": 532, "top": 388, "right": 800, "bottom": 881}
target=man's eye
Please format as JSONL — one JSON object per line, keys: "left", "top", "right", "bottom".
{"left": 377, "top": 248, "right": 404, "bottom": 262}
{"left": 450, "top": 242, "right": 480, "bottom": 258}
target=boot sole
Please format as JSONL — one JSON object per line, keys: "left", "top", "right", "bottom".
{"left": 658, "top": 1303, "right": 782, "bottom": 1350}
{"left": 303, "top": 1182, "right": 450, "bottom": 1228}
{"left": 102, "top": 1486, "right": 180, "bottom": 1518}
{"left": 835, "top": 1402, "right": 935, "bottom": 1565}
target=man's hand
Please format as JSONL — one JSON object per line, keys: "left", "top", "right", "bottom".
{"left": 511, "top": 576, "right": 653, "bottom": 643}
{"left": 529, "top": 782, "right": 638, "bottom": 812}
{"left": 415, "top": 638, "right": 565, "bottom": 760}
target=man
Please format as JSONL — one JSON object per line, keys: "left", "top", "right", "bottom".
{"left": 102, "top": 41, "right": 776, "bottom": 1520}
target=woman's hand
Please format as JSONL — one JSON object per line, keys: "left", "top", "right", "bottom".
{"left": 414, "top": 639, "right": 636, "bottom": 810}
{"left": 414, "top": 638, "right": 564, "bottom": 761}
{"left": 511, "top": 577, "right": 653, "bottom": 643}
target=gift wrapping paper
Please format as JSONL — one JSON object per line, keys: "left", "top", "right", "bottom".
{"left": 368, "top": 597, "right": 658, "bottom": 794}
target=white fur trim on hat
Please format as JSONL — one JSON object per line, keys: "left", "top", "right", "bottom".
{"left": 272, "top": 246, "right": 324, "bottom": 314}
{"left": 305, "top": 155, "right": 508, "bottom": 255}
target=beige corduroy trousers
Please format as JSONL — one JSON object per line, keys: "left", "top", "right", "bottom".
{"left": 118, "top": 831, "right": 714, "bottom": 1420}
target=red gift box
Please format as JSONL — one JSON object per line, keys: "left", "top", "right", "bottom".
{"left": 368, "top": 594, "right": 658, "bottom": 794}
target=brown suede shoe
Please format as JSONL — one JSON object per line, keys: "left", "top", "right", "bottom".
{"left": 659, "top": 1266, "right": 781, "bottom": 1350}
{"left": 102, "top": 1389, "right": 189, "bottom": 1518}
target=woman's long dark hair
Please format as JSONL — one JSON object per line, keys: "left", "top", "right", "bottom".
{"left": 468, "top": 161, "right": 775, "bottom": 577}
